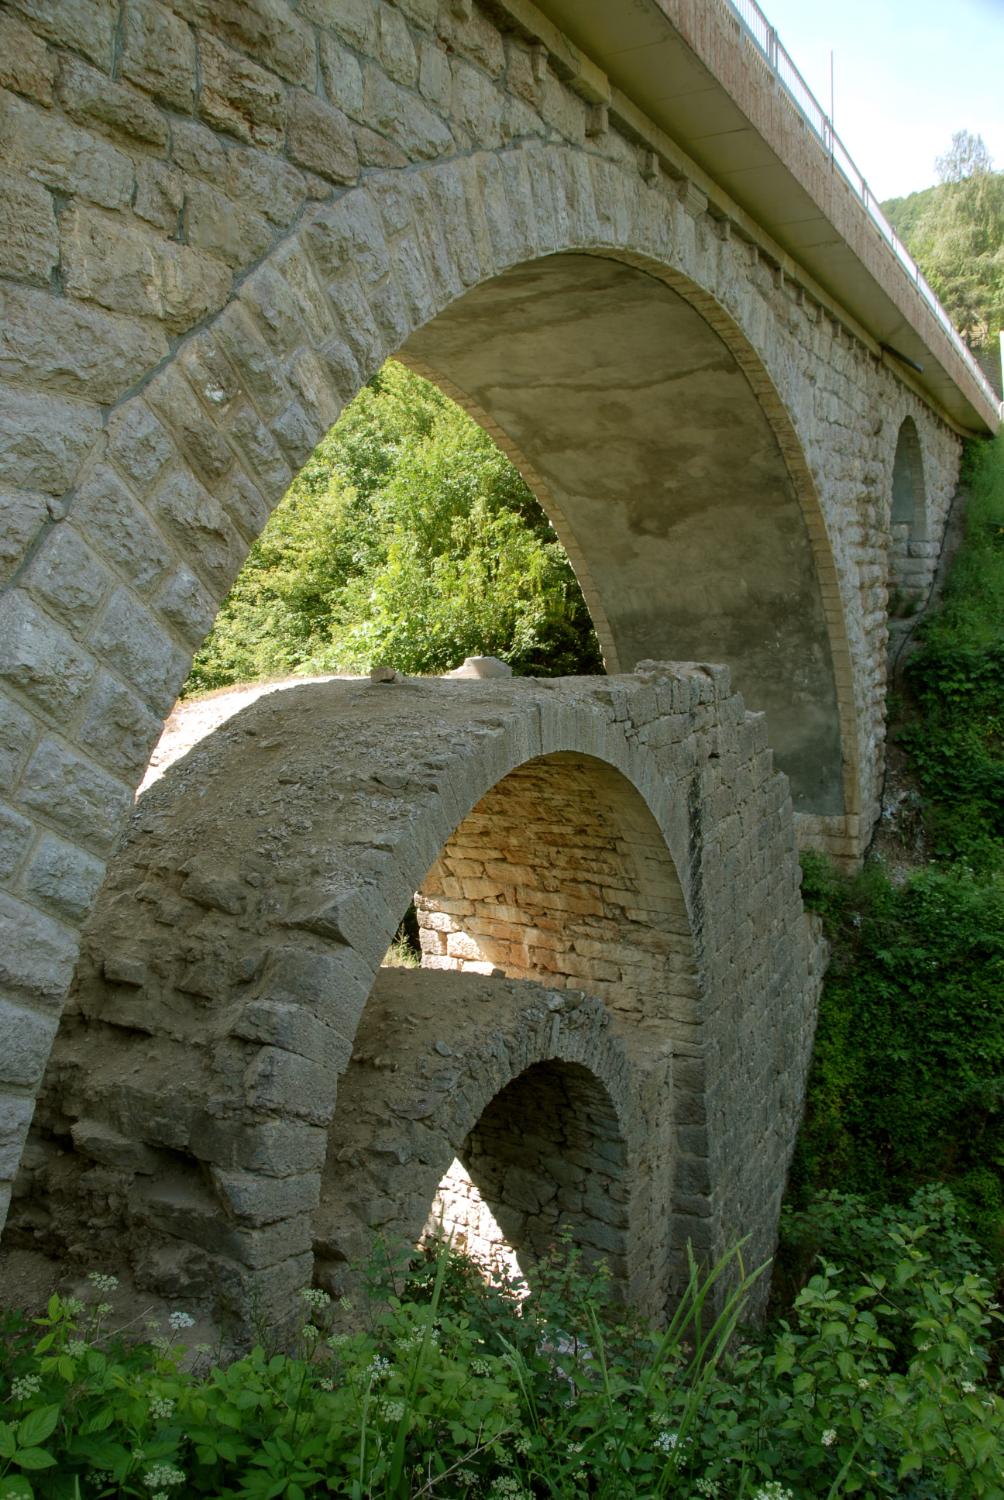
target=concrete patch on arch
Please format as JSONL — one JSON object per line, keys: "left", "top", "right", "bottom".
{"left": 8, "top": 668, "right": 823, "bottom": 1323}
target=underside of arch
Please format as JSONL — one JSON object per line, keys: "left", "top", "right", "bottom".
{"left": 401, "top": 252, "right": 846, "bottom": 814}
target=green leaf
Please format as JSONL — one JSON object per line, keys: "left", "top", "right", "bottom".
{"left": 0, "top": 1420, "right": 18, "bottom": 1459}
{"left": 14, "top": 1447, "right": 58, "bottom": 1471}
{"left": 17, "top": 1406, "right": 60, "bottom": 1448}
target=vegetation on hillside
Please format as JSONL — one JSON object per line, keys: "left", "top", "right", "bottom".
{"left": 791, "top": 432, "right": 1004, "bottom": 1277}
{"left": 883, "top": 131, "right": 1004, "bottom": 358}
{"left": 184, "top": 362, "right": 601, "bottom": 694}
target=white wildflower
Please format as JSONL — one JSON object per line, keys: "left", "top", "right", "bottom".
{"left": 167, "top": 1311, "right": 195, "bottom": 1331}
{"left": 300, "top": 1287, "right": 331, "bottom": 1309}
{"left": 822, "top": 1428, "right": 837, "bottom": 1447}
{"left": 143, "top": 1464, "right": 185, "bottom": 1488}
{"left": 961, "top": 1380, "right": 977, "bottom": 1394}
{"left": 10, "top": 1373, "right": 41, "bottom": 1400}
{"left": 87, "top": 1272, "right": 119, "bottom": 1294}
{"left": 149, "top": 1396, "right": 175, "bottom": 1420}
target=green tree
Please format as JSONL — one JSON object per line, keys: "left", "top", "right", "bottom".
{"left": 185, "top": 362, "right": 601, "bottom": 694}
{"left": 884, "top": 135, "right": 1004, "bottom": 355}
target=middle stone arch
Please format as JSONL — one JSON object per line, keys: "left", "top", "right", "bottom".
{"left": 20, "top": 668, "right": 821, "bottom": 1326}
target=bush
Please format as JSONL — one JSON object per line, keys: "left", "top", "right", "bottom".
{"left": 793, "top": 861, "right": 1004, "bottom": 1259}
{"left": 896, "top": 431, "right": 1004, "bottom": 874}
{"left": 2, "top": 1213, "right": 1002, "bottom": 1499}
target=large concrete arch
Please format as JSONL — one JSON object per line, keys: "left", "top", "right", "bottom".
{"left": 9, "top": 668, "right": 823, "bottom": 1323}
{"left": 0, "top": 0, "right": 963, "bottom": 1233}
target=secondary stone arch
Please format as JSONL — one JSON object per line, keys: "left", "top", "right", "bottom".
{"left": 314, "top": 970, "right": 672, "bottom": 1321}
{"left": 12, "top": 669, "right": 822, "bottom": 1325}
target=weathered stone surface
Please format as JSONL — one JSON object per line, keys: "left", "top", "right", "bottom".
{"left": 71, "top": 463, "right": 173, "bottom": 595}
{"left": 0, "top": 699, "right": 37, "bottom": 795}
{"left": 0, "top": 591, "right": 96, "bottom": 721}
{"left": 0, "top": 284, "right": 168, "bottom": 403}
{"left": 287, "top": 91, "right": 358, "bottom": 183}
{"left": 133, "top": 160, "right": 185, "bottom": 230}
{"left": 145, "top": 464, "right": 245, "bottom": 596}
{"left": 0, "top": 89, "right": 133, "bottom": 209}
{"left": 120, "top": 0, "right": 197, "bottom": 111}
{"left": 0, "top": 13, "right": 55, "bottom": 104}
{"left": 78, "top": 672, "right": 163, "bottom": 782}
{"left": 61, "top": 204, "right": 231, "bottom": 334}
{"left": 90, "top": 590, "right": 188, "bottom": 716}
{"left": 0, "top": 801, "right": 33, "bottom": 882}
{"left": 362, "top": 65, "right": 453, "bottom": 159}
{"left": 319, "top": 36, "right": 363, "bottom": 117}
{"left": 8, "top": 0, "right": 118, "bottom": 71}
{"left": 105, "top": 403, "right": 176, "bottom": 492}
{"left": 0, "top": 1096, "right": 35, "bottom": 1180}
{"left": 22, "top": 832, "right": 106, "bottom": 924}
{"left": 177, "top": 0, "right": 315, "bottom": 87}
{"left": 182, "top": 180, "right": 273, "bottom": 269}
{"left": 58, "top": 53, "right": 170, "bottom": 149}
{"left": 155, "top": 566, "right": 218, "bottom": 651}
{"left": 0, "top": 890, "right": 79, "bottom": 1007}
{"left": 446, "top": 655, "right": 513, "bottom": 679}
{"left": 18, "top": 736, "right": 131, "bottom": 854}
{"left": 22, "top": 525, "right": 110, "bottom": 629}
{"left": 0, "top": 997, "right": 58, "bottom": 1087}
{"left": 198, "top": 32, "right": 286, "bottom": 150}
{"left": 0, "top": 489, "right": 48, "bottom": 588}
{"left": 0, "top": 169, "right": 58, "bottom": 285}
{"left": 377, "top": 5, "right": 418, "bottom": 85}
{"left": 0, "top": 383, "right": 101, "bottom": 494}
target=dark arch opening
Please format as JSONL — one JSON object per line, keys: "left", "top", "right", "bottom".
{"left": 888, "top": 416, "right": 928, "bottom": 609}
{"left": 444, "top": 1060, "right": 629, "bottom": 1297}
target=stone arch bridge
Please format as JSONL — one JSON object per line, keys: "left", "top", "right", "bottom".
{"left": 0, "top": 0, "right": 997, "bottom": 1288}
{"left": 11, "top": 669, "right": 822, "bottom": 1321}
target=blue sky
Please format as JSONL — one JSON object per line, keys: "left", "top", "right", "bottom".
{"left": 755, "top": 0, "right": 1004, "bottom": 201}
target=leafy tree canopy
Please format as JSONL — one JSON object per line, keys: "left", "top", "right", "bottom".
{"left": 185, "top": 361, "right": 602, "bottom": 695}
{"left": 884, "top": 132, "right": 1004, "bottom": 356}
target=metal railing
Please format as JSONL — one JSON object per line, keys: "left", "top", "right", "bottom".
{"left": 722, "top": 0, "right": 1001, "bottom": 413}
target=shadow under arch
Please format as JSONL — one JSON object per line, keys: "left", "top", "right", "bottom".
{"left": 397, "top": 250, "right": 856, "bottom": 821}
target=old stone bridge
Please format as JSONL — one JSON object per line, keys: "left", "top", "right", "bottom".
{"left": 0, "top": 0, "right": 997, "bottom": 1315}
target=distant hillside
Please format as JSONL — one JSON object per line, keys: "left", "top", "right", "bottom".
{"left": 882, "top": 183, "right": 941, "bottom": 242}
{"left": 881, "top": 171, "right": 1004, "bottom": 369}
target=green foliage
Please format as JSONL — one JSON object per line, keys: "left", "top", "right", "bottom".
{"left": 793, "top": 861, "right": 1004, "bottom": 1256}
{"left": 186, "top": 363, "right": 601, "bottom": 694}
{"left": 897, "top": 432, "right": 1004, "bottom": 872}
{"left": 883, "top": 144, "right": 1004, "bottom": 356}
{"left": 3, "top": 1211, "right": 1003, "bottom": 1499}
{"left": 795, "top": 432, "right": 1004, "bottom": 1266}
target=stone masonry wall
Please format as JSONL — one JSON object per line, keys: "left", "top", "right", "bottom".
{"left": 315, "top": 970, "right": 656, "bottom": 1312}
{"left": 9, "top": 669, "right": 823, "bottom": 1321}
{"left": 0, "top": 0, "right": 959, "bottom": 1235}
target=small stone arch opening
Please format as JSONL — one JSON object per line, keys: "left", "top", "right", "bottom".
{"left": 889, "top": 417, "right": 929, "bottom": 606}
{"left": 416, "top": 752, "right": 698, "bottom": 1034}
{"left": 312, "top": 969, "right": 649, "bottom": 1312}
{"left": 436, "top": 1060, "right": 629, "bottom": 1296}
